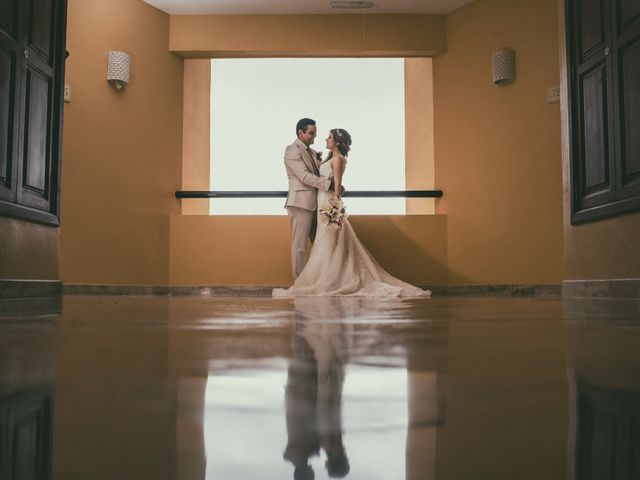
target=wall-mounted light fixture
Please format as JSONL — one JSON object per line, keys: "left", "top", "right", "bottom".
{"left": 492, "top": 48, "right": 515, "bottom": 85}
{"left": 107, "top": 51, "right": 130, "bottom": 90}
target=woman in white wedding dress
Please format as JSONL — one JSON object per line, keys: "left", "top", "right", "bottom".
{"left": 273, "top": 128, "right": 431, "bottom": 298}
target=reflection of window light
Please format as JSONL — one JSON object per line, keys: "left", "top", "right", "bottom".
{"left": 342, "top": 365, "right": 408, "bottom": 479}
{"left": 210, "top": 58, "right": 406, "bottom": 215}
{"left": 202, "top": 363, "right": 408, "bottom": 479}
{"left": 203, "top": 367, "right": 289, "bottom": 479}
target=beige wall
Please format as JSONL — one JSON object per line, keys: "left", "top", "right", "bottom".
{"left": 60, "top": 0, "right": 183, "bottom": 285}
{"left": 0, "top": 217, "right": 59, "bottom": 280}
{"left": 170, "top": 14, "right": 447, "bottom": 57}
{"left": 557, "top": 0, "right": 640, "bottom": 281}
{"left": 433, "top": 0, "right": 563, "bottom": 285}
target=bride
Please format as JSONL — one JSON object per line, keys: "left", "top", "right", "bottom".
{"left": 274, "top": 128, "right": 430, "bottom": 298}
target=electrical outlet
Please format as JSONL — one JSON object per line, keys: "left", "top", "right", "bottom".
{"left": 546, "top": 84, "right": 560, "bottom": 104}
{"left": 64, "top": 83, "right": 71, "bottom": 102}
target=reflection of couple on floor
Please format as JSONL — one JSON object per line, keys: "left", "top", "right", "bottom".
{"left": 283, "top": 298, "right": 351, "bottom": 479}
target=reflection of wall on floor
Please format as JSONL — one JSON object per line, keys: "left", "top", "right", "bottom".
{"left": 407, "top": 371, "right": 440, "bottom": 480}
{"left": 52, "top": 298, "right": 177, "bottom": 480}
{"left": 0, "top": 316, "right": 55, "bottom": 479}
{"left": 0, "top": 388, "right": 53, "bottom": 479}
{"left": 571, "top": 384, "right": 640, "bottom": 479}
{"left": 567, "top": 315, "right": 640, "bottom": 480}
{"left": 176, "top": 377, "right": 207, "bottom": 480}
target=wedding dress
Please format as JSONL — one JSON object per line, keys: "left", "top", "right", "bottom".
{"left": 273, "top": 159, "right": 431, "bottom": 298}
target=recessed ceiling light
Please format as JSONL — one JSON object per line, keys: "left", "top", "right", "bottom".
{"left": 330, "top": 1, "right": 375, "bottom": 9}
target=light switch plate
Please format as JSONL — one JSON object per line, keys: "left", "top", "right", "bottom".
{"left": 64, "top": 83, "right": 71, "bottom": 102}
{"left": 546, "top": 84, "right": 560, "bottom": 104}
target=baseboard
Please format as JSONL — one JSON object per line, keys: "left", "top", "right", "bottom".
{"left": 63, "top": 284, "right": 276, "bottom": 297}
{"left": 429, "top": 284, "right": 560, "bottom": 297}
{"left": 562, "top": 278, "right": 640, "bottom": 299}
{"left": 0, "top": 297, "right": 62, "bottom": 318}
{"left": 0, "top": 279, "right": 62, "bottom": 299}
{"left": 62, "top": 283, "right": 561, "bottom": 298}
{"left": 563, "top": 278, "right": 640, "bottom": 318}
{"left": 0, "top": 280, "right": 62, "bottom": 317}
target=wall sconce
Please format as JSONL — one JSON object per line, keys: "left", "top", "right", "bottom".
{"left": 492, "top": 48, "right": 515, "bottom": 85}
{"left": 107, "top": 51, "right": 130, "bottom": 90}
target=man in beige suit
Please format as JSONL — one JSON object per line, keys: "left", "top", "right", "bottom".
{"left": 284, "top": 118, "right": 334, "bottom": 279}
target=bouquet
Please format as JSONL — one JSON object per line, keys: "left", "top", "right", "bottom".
{"left": 319, "top": 197, "right": 348, "bottom": 230}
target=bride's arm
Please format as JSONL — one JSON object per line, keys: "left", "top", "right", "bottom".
{"left": 332, "top": 156, "right": 345, "bottom": 199}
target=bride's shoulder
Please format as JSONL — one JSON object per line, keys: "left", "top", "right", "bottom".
{"left": 332, "top": 155, "right": 347, "bottom": 166}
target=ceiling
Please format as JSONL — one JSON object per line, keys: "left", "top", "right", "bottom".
{"left": 142, "top": 0, "right": 476, "bottom": 15}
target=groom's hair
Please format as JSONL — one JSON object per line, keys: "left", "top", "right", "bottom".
{"left": 296, "top": 118, "right": 316, "bottom": 137}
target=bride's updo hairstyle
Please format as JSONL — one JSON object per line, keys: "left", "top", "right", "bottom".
{"left": 329, "top": 128, "right": 352, "bottom": 158}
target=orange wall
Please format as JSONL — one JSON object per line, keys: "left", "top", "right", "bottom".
{"left": 169, "top": 215, "right": 447, "bottom": 286}
{"left": 181, "top": 59, "right": 210, "bottom": 215}
{"left": 60, "top": 0, "right": 183, "bottom": 285}
{"left": 60, "top": 0, "right": 569, "bottom": 287}
{"left": 433, "top": 0, "right": 563, "bottom": 285}
{"left": 557, "top": 0, "right": 640, "bottom": 281}
{"left": 405, "top": 58, "right": 435, "bottom": 215}
{"left": 169, "top": 56, "right": 443, "bottom": 287}
{"left": 170, "top": 14, "right": 447, "bottom": 57}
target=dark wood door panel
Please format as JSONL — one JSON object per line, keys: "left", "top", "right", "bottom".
{"left": 617, "top": 0, "right": 640, "bottom": 33}
{"left": 0, "top": 0, "right": 18, "bottom": 40}
{"left": 28, "top": 0, "right": 53, "bottom": 63}
{"left": 0, "top": 0, "right": 21, "bottom": 204}
{"left": 578, "top": 0, "right": 608, "bottom": 60}
{"left": 20, "top": 67, "right": 51, "bottom": 209}
{"left": 617, "top": 34, "right": 640, "bottom": 197}
{"left": 0, "top": 48, "right": 16, "bottom": 195}
{"left": 576, "top": 63, "right": 614, "bottom": 209}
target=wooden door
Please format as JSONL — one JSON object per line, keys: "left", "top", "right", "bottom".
{"left": 567, "top": 0, "right": 640, "bottom": 223}
{"left": 0, "top": 0, "right": 67, "bottom": 226}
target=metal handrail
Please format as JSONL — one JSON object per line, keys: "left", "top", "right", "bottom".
{"left": 175, "top": 190, "right": 443, "bottom": 198}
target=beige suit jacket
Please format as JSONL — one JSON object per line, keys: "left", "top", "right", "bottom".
{"left": 284, "top": 139, "right": 331, "bottom": 211}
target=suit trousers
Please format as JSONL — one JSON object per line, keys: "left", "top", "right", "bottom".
{"left": 287, "top": 206, "right": 317, "bottom": 279}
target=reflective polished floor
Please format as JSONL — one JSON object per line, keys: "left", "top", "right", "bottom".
{"left": 1, "top": 295, "right": 639, "bottom": 480}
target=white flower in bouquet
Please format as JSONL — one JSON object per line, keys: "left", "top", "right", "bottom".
{"left": 319, "top": 197, "right": 348, "bottom": 230}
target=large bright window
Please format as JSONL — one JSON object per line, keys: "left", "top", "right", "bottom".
{"left": 210, "top": 58, "right": 406, "bottom": 215}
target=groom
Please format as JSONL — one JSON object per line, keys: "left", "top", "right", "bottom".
{"left": 284, "top": 118, "right": 333, "bottom": 279}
